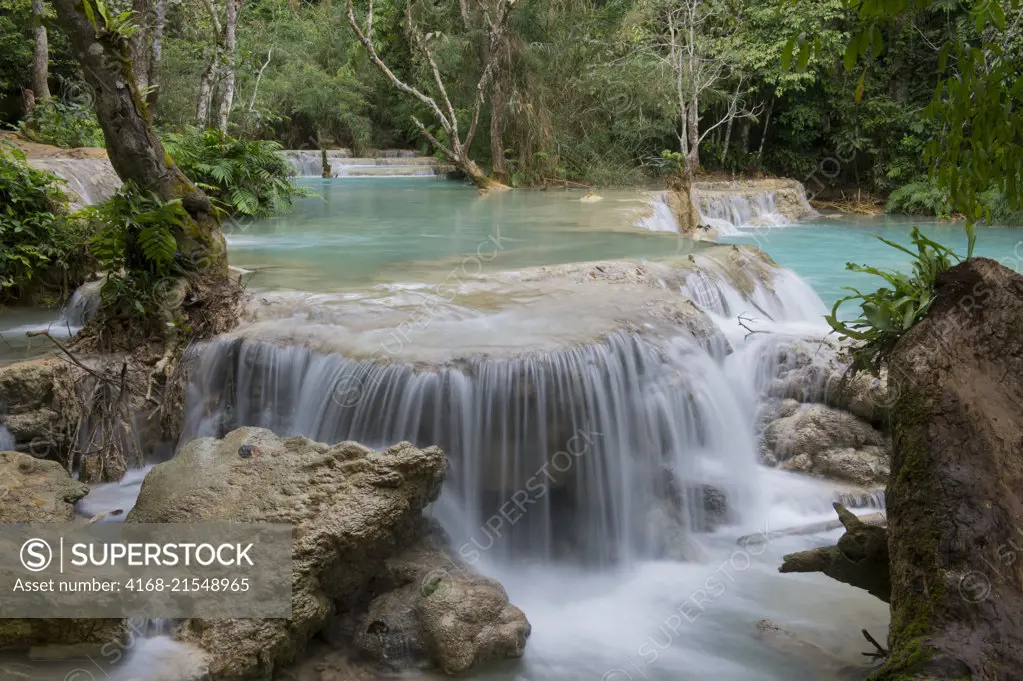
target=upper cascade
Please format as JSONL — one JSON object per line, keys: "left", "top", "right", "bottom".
{"left": 277, "top": 149, "right": 452, "bottom": 177}
{"left": 691, "top": 179, "right": 817, "bottom": 234}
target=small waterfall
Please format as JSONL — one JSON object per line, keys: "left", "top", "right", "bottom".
{"left": 691, "top": 182, "right": 816, "bottom": 233}
{"left": 183, "top": 328, "right": 759, "bottom": 565}
{"left": 634, "top": 193, "right": 680, "bottom": 232}
{"left": 691, "top": 189, "right": 789, "bottom": 233}
{"left": 0, "top": 425, "right": 13, "bottom": 451}
{"left": 26, "top": 158, "right": 121, "bottom": 205}
{"left": 278, "top": 150, "right": 446, "bottom": 177}
{"left": 56, "top": 279, "right": 103, "bottom": 331}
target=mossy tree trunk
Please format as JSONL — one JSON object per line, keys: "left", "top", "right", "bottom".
{"left": 50, "top": 0, "right": 228, "bottom": 276}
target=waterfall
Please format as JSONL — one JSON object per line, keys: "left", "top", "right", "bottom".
{"left": 278, "top": 150, "right": 447, "bottom": 178}
{"left": 26, "top": 158, "right": 121, "bottom": 206}
{"left": 56, "top": 279, "right": 103, "bottom": 331}
{"left": 182, "top": 329, "right": 757, "bottom": 565}
{"left": 691, "top": 183, "right": 816, "bottom": 233}
{"left": 634, "top": 193, "right": 680, "bottom": 232}
{"left": 178, "top": 254, "right": 832, "bottom": 566}
{"left": 0, "top": 425, "right": 13, "bottom": 451}
{"left": 691, "top": 189, "right": 788, "bottom": 233}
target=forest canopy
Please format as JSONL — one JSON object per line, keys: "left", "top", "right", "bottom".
{"left": 0, "top": 0, "right": 1020, "bottom": 215}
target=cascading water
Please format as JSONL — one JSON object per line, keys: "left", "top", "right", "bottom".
{"left": 180, "top": 254, "right": 832, "bottom": 568}
{"left": 56, "top": 279, "right": 103, "bottom": 331}
{"left": 690, "top": 182, "right": 817, "bottom": 233}
{"left": 634, "top": 193, "right": 680, "bottom": 232}
{"left": 26, "top": 158, "right": 121, "bottom": 205}
{"left": 0, "top": 424, "right": 13, "bottom": 451}
{"left": 172, "top": 255, "right": 889, "bottom": 680}
{"left": 183, "top": 328, "right": 757, "bottom": 564}
{"left": 691, "top": 189, "right": 790, "bottom": 234}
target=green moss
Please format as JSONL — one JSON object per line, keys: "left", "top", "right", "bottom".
{"left": 868, "top": 384, "right": 960, "bottom": 681}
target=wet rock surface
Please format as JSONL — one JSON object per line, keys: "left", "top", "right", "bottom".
{"left": 351, "top": 526, "right": 530, "bottom": 673}
{"left": 0, "top": 359, "right": 76, "bottom": 461}
{"left": 761, "top": 401, "right": 890, "bottom": 486}
{"left": 0, "top": 446, "right": 125, "bottom": 654}
{"left": 0, "top": 449, "right": 88, "bottom": 522}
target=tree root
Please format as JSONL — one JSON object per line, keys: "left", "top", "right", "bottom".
{"left": 779, "top": 502, "right": 891, "bottom": 602}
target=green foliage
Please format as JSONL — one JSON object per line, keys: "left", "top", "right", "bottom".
{"left": 17, "top": 100, "right": 105, "bottom": 149}
{"left": 834, "top": 0, "right": 1023, "bottom": 252}
{"left": 0, "top": 143, "right": 92, "bottom": 302}
{"left": 885, "top": 181, "right": 954, "bottom": 218}
{"left": 83, "top": 183, "right": 192, "bottom": 321}
{"left": 825, "top": 228, "right": 961, "bottom": 372}
{"left": 162, "top": 127, "right": 310, "bottom": 217}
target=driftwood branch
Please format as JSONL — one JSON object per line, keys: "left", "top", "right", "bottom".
{"left": 861, "top": 628, "right": 888, "bottom": 660}
{"left": 779, "top": 502, "right": 891, "bottom": 603}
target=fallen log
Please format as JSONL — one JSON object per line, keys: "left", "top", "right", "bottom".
{"left": 779, "top": 502, "right": 890, "bottom": 603}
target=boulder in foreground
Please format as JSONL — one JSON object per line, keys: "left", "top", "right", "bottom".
{"left": 129, "top": 427, "right": 529, "bottom": 679}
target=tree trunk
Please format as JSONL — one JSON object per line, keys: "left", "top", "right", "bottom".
{"left": 721, "top": 112, "right": 734, "bottom": 165}
{"left": 489, "top": 85, "right": 507, "bottom": 184}
{"left": 454, "top": 144, "right": 500, "bottom": 190}
{"left": 50, "top": 0, "right": 227, "bottom": 274}
{"left": 31, "top": 0, "right": 51, "bottom": 101}
{"left": 196, "top": 53, "right": 218, "bottom": 128}
{"left": 147, "top": 0, "right": 168, "bottom": 110}
{"left": 779, "top": 503, "right": 890, "bottom": 602}
{"left": 756, "top": 97, "right": 773, "bottom": 166}
{"left": 216, "top": 0, "right": 238, "bottom": 133}
{"left": 685, "top": 95, "right": 700, "bottom": 174}
{"left": 131, "top": 0, "right": 154, "bottom": 95}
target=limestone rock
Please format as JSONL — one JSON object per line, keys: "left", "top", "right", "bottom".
{"left": 0, "top": 450, "right": 88, "bottom": 522}
{"left": 127, "top": 427, "right": 448, "bottom": 681}
{"left": 352, "top": 528, "right": 531, "bottom": 674}
{"left": 761, "top": 403, "right": 890, "bottom": 486}
{"left": 877, "top": 258, "right": 1023, "bottom": 680}
{"left": 417, "top": 573, "right": 529, "bottom": 674}
{"left": 0, "top": 449, "right": 124, "bottom": 652}
{"left": 0, "top": 359, "right": 75, "bottom": 460}
{"left": 758, "top": 336, "right": 892, "bottom": 425}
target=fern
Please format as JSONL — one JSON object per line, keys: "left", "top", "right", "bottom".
{"left": 162, "top": 127, "right": 311, "bottom": 218}
{"left": 83, "top": 184, "right": 200, "bottom": 322}
{"left": 137, "top": 225, "right": 178, "bottom": 267}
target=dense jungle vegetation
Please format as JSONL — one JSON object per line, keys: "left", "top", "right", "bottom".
{"left": 2, "top": 0, "right": 1020, "bottom": 212}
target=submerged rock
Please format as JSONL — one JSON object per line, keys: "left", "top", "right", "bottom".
{"left": 761, "top": 402, "right": 890, "bottom": 486}
{"left": 877, "top": 258, "right": 1023, "bottom": 681}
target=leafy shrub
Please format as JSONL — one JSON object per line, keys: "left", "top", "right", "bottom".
{"left": 162, "top": 127, "right": 310, "bottom": 217}
{"left": 17, "top": 100, "right": 105, "bottom": 148}
{"left": 885, "top": 181, "right": 954, "bottom": 218}
{"left": 0, "top": 144, "right": 92, "bottom": 303}
{"left": 825, "top": 227, "right": 961, "bottom": 373}
{"left": 980, "top": 186, "right": 1023, "bottom": 226}
{"left": 84, "top": 183, "right": 194, "bottom": 321}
